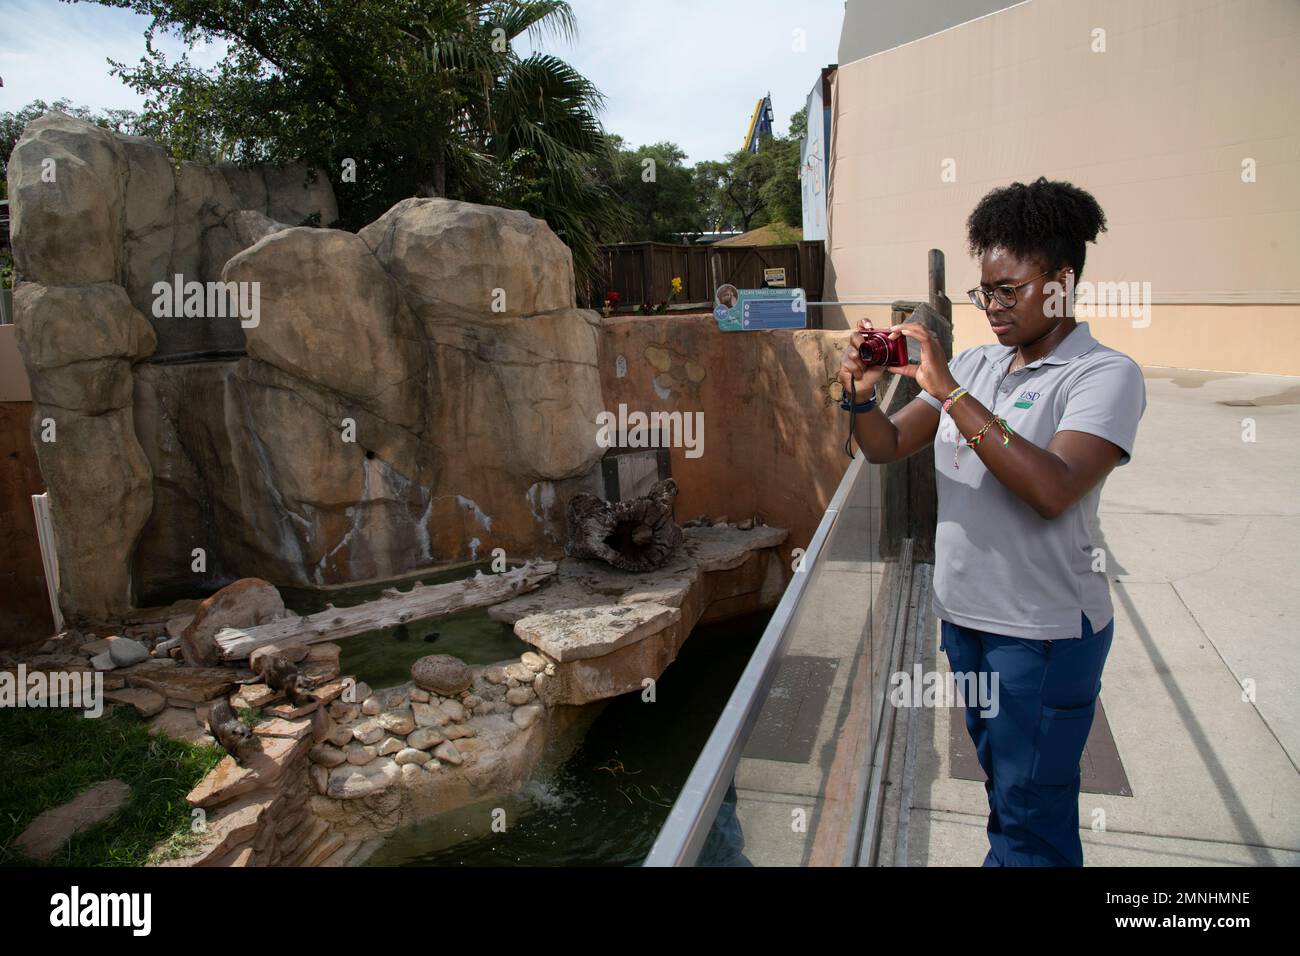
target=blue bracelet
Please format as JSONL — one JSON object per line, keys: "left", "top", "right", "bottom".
{"left": 840, "top": 391, "right": 878, "bottom": 412}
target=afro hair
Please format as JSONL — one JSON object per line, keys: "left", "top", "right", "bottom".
{"left": 966, "top": 177, "right": 1107, "bottom": 281}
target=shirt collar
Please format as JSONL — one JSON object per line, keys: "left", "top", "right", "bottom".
{"left": 995, "top": 321, "right": 1098, "bottom": 372}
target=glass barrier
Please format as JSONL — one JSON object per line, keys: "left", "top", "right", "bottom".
{"left": 645, "top": 378, "right": 913, "bottom": 866}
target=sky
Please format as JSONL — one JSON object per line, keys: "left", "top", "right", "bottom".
{"left": 0, "top": 0, "right": 844, "bottom": 164}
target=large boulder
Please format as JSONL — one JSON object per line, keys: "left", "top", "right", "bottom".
{"left": 15, "top": 283, "right": 156, "bottom": 413}
{"left": 359, "top": 197, "right": 574, "bottom": 318}
{"left": 7, "top": 113, "right": 126, "bottom": 287}
{"left": 224, "top": 227, "right": 427, "bottom": 430}
{"left": 13, "top": 281, "right": 157, "bottom": 623}
{"left": 180, "top": 577, "right": 288, "bottom": 666}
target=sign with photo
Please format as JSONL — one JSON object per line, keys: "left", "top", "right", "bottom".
{"left": 713, "top": 286, "right": 806, "bottom": 332}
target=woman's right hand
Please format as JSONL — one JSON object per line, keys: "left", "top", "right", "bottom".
{"left": 839, "top": 319, "right": 888, "bottom": 399}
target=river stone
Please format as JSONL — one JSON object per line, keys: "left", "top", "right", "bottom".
{"left": 309, "top": 744, "right": 347, "bottom": 768}
{"left": 411, "top": 701, "right": 449, "bottom": 728}
{"left": 432, "top": 741, "right": 463, "bottom": 766}
{"left": 394, "top": 747, "right": 430, "bottom": 766}
{"left": 361, "top": 697, "right": 381, "bottom": 716}
{"left": 377, "top": 709, "right": 415, "bottom": 735}
{"left": 520, "top": 652, "right": 548, "bottom": 673}
{"left": 400, "top": 763, "right": 424, "bottom": 785}
{"left": 327, "top": 759, "right": 399, "bottom": 800}
{"left": 504, "top": 662, "right": 535, "bottom": 683}
{"left": 409, "top": 688, "right": 430, "bottom": 703}
{"left": 442, "top": 723, "right": 476, "bottom": 741}
{"left": 310, "top": 764, "right": 329, "bottom": 795}
{"left": 107, "top": 638, "right": 149, "bottom": 667}
{"left": 506, "top": 686, "right": 535, "bottom": 706}
{"left": 326, "top": 726, "right": 353, "bottom": 749}
{"left": 352, "top": 720, "right": 383, "bottom": 745}
{"left": 406, "top": 727, "right": 445, "bottom": 751}
{"left": 512, "top": 704, "right": 542, "bottom": 730}
{"left": 411, "top": 654, "right": 472, "bottom": 695}
{"left": 346, "top": 744, "right": 378, "bottom": 766}
{"left": 377, "top": 736, "right": 403, "bottom": 756}
{"left": 439, "top": 699, "right": 466, "bottom": 723}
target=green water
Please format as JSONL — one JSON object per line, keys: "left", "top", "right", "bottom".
{"left": 362, "top": 609, "right": 772, "bottom": 867}
{"left": 337, "top": 607, "right": 531, "bottom": 690}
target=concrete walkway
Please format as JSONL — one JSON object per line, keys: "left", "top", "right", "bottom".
{"left": 883, "top": 366, "right": 1300, "bottom": 866}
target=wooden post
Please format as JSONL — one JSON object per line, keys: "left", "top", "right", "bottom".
{"left": 879, "top": 249, "right": 953, "bottom": 562}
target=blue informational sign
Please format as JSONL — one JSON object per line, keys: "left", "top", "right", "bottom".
{"left": 713, "top": 287, "right": 806, "bottom": 332}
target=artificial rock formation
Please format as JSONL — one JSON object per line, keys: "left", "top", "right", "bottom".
{"left": 10, "top": 113, "right": 607, "bottom": 622}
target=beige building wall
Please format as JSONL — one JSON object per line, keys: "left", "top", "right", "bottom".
{"left": 824, "top": 0, "right": 1300, "bottom": 375}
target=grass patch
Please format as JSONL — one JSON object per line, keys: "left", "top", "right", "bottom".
{"left": 0, "top": 705, "right": 224, "bottom": 866}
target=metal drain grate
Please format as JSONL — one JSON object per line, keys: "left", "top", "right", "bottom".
{"left": 742, "top": 655, "right": 839, "bottom": 764}
{"left": 948, "top": 697, "right": 1132, "bottom": 796}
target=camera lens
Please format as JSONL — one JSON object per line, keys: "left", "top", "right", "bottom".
{"left": 858, "top": 332, "right": 888, "bottom": 367}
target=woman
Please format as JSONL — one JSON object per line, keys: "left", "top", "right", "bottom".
{"left": 837, "top": 177, "right": 1147, "bottom": 866}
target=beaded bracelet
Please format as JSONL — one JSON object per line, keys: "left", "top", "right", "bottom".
{"left": 953, "top": 414, "right": 1015, "bottom": 469}
{"left": 941, "top": 385, "right": 968, "bottom": 414}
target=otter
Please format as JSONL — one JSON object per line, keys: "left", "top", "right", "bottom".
{"left": 259, "top": 654, "right": 318, "bottom": 708}
{"left": 208, "top": 697, "right": 255, "bottom": 763}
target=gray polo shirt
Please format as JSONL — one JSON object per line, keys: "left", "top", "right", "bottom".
{"left": 915, "top": 320, "right": 1146, "bottom": 640}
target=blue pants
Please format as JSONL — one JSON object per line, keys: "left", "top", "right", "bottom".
{"left": 939, "top": 611, "right": 1114, "bottom": 867}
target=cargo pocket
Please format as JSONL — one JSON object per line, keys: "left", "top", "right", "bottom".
{"left": 1029, "top": 701, "right": 1096, "bottom": 785}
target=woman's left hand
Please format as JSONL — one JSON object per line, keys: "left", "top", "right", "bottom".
{"left": 886, "top": 323, "right": 959, "bottom": 400}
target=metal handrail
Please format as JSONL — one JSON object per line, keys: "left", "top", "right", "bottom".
{"left": 643, "top": 378, "right": 898, "bottom": 866}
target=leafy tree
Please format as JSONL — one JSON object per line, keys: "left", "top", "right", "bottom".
{"left": 760, "top": 134, "right": 802, "bottom": 229}
{"left": 80, "top": 0, "right": 631, "bottom": 286}
{"left": 690, "top": 160, "right": 730, "bottom": 235}
{"left": 600, "top": 139, "right": 701, "bottom": 242}
{"left": 788, "top": 105, "right": 808, "bottom": 140}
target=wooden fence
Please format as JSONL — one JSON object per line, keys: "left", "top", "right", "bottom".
{"left": 587, "top": 240, "right": 824, "bottom": 315}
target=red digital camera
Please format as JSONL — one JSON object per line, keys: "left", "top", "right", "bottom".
{"left": 857, "top": 328, "right": 909, "bottom": 368}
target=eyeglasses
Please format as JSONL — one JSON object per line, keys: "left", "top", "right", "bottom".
{"left": 967, "top": 270, "right": 1050, "bottom": 311}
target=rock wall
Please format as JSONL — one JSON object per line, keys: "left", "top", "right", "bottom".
{"left": 597, "top": 316, "right": 849, "bottom": 573}
{"left": 8, "top": 113, "right": 336, "bottom": 622}
{"left": 9, "top": 114, "right": 607, "bottom": 621}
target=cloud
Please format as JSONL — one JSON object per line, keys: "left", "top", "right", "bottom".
{"left": 0, "top": 0, "right": 227, "bottom": 112}
{"left": 518, "top": 0, "right": 843, "bottom": 162}
{"left": 2, "top": 0, "right": 842, "bottom": 162}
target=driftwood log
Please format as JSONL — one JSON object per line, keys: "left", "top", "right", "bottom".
{"left": 214, "top": 560, "right": 556, "bottom": 660}
{"left": 565, "top": 478, "right": 683, "bottom": 572}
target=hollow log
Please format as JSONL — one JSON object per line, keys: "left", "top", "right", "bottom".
{"left": 565, "top": 478, "right": 683, "bottom": 572}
